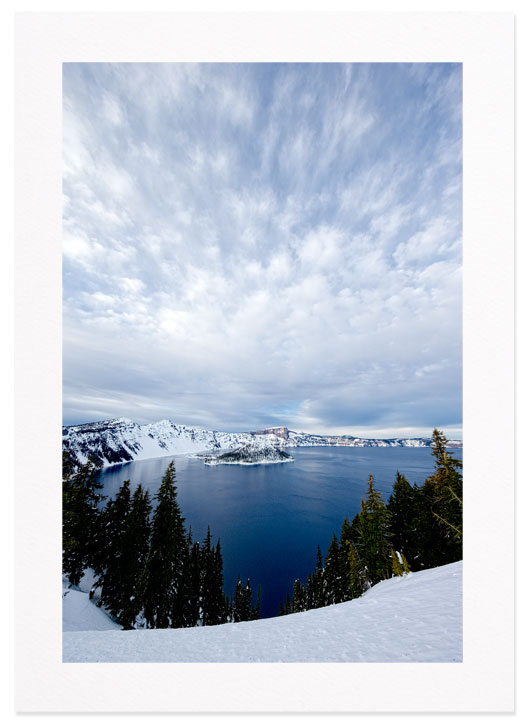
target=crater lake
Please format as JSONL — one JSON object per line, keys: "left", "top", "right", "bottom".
{"left": 97, "top": 446, "right": 462, "bottom": 619}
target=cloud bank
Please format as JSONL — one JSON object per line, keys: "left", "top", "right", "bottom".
{"left": 63, "top": 63, "right": 462, "bottom": 437}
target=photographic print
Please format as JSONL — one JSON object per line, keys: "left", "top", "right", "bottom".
{"left": 61, "top": 61, "right": 464, "bottom": 664}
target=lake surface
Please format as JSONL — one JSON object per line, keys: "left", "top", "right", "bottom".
{"left": 98, "top": 446, "right": 462, "bottom": 619}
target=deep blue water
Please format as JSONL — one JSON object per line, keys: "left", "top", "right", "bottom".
{"left": 98, "top": 446, "right": 462, "bottom": 619}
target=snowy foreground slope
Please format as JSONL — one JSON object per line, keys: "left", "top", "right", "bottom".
{"left": 63, "top": 561, "right": 462, "bottom": 663}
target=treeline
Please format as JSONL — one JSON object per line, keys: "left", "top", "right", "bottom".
{"left": 63, "top": 456, "right": 260, "bottom": 629}
{"left": 280, "top": 429, "right": 462, "bottom": 615}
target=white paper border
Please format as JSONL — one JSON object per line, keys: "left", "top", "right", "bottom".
{"left": 14, "top": 11, "right": 514, "bottom": 713}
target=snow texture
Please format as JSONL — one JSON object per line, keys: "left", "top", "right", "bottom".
{"left": 63, "top": 572, "right": 121, "bottom": 633}
{"left": 63, "top": 560, "right": 462, "bottom": 662}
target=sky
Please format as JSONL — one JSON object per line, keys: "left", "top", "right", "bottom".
{"left": 62, "top": 63, "right": 462, "bottom": 438}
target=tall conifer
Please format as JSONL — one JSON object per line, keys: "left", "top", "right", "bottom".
{"left": 323, "top": 534, "right": 342, "bottom": 604}
{"left": 357, "top": 474, "right": 392, "bottom": 586}
{"left": 232, "top": 575, "right": 254, "bottom": 622}
{"left": 200, "top": 529, "right": 227, "bottom": 626}
{"left": 94, "top": 479, "right": 132, "bottom": 620}
{"left": 62, "top": 458, "right": 104, "bottom": 586}
{"left": 338, "top": 516, "right": 353, "bottom": 600}
{"left": 292, "top": 579, "right": 306, "bottom": 612}
{"left": 347, "top": 542, "right": 366, "bottom": 599}
{"left": 118, "top": 485, "right": 152, "bottom": 629}
{"left": 387, "top": 472, "right": 416, "bottom": 564}
{"left": 143, "top": 462, "right": 187, "bottom": 628}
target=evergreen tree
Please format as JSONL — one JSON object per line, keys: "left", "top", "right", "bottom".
{"left": 118, "top": 485, "right": 152, "bottom": 629}
{"left": 62, "top": 448, "right": 79, "bottom": 479}
{"left": 390, "top": 548, "right": 404, "bottom": 577}
{"left": 305, "top": 573, "right": 315, "bottom": 610}
{"left": 62, "top": 458, "right": 104, "bottom": 586}
{"left": 338, "top": 516, "right": 353, "bottom": 600}
{"left": 412, "top": 430, "right": 463, "bottom": 569}
{"left": 411, "top": 481, "right": 443, "bottom": 569}
{"left": 200, "top": 529, "right": 227, "bottom": 626}
{"left": 94, "top": 479, "right": 133, "bottom": 620}
{"left": 224, "top": 594, "right": 232, "bottom": 622}
{"left": 253, "top": 585, "right": 262, "bottom": 620}
{"left": 143, "top": 462, "right": 188, "bottom": 628}
{"left": 357, "top": 474, "right": 392, "bottom": 586}
{"left": 347, "top": 542, "right": 366, "bottom": 599}
{"left": 184, "top": 530, "right": 201, "bottom": 627}
{"left": 312, "top": 544, "right": 325, "bottom": 608}
{"left": 428, "top": 429, "right": 463, "bottom": 548}
{"left": 323, "top": 533, "right": 342, "bottom": 604}
{"left": 387, "top": 472, "right": 416, "bottom": 563}
{"left": 232, "top": 575, "right": 255, "bottom": 622}
{"left": 400, "top": 551, "right": 410, "bottom": 574}
{"left": 292, "top": 578, "right": 307, "bottom": 612}
{"left": 231, "top": 576, "right": 244, "bottom": 622}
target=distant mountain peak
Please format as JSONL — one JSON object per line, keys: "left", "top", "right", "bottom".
{"left": 252, "top": 426, "right": 289, "bottom": 440}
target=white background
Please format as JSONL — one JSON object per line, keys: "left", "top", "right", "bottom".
{"left": 5, "top": 1, "right": 519, "bottom": 722}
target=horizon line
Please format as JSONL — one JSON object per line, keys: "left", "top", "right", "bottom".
{"left": 62, "top": 416, "right": 463, "bottom": 441}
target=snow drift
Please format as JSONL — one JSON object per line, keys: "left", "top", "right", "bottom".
{"left": 63, "top": 560, "right": 462, "bottom": 663}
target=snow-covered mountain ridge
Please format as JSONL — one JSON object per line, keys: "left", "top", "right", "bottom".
{"left": 63, "top": 560, "right": 462, "bottom": 662}
{"left": 63, "top": 417, "right": 462, "bottom": 468}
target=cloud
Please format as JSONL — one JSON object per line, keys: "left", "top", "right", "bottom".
{"left": 62, "top": 63, "right": 462, "bottom": 437}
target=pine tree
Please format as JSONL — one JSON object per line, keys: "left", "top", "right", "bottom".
{"left": 118, "top": 485, "right": 152, "bottom": 629}
{"left": 323, "top": 533, "right": 342, "bottom": 604}
{"left": 184, "top": 530, "right": 201, "bottom": 627}
{"left": 199, "top": 527, "right": 213, "bottom": 625}
{"left": 94, "top": 481, "right": 154, "bottom": 629}
{"left": 232, "top": 576, "right": 244, "bottom": 622}
{"left": 411, "top": 481, "right": 442, "bottom": 569}
{"left": 312, "top": 544, "right": 324, "bottom": 607}
{"left": 62, "top": 449, "right": 79, "bottom": 479}
{"left": 232, "top": 575, "right": 255, "bottom": 622}
{"left": 390, "top": 549, "right": 404, "bottom": 577}
{"left": 200, "top": 529, "right": 227, "bottom": 626}
{"left": 357, "top": 474, "right": 392, "bottom": 586}
{"left": 305, "top": 573, "right": 315, "bottom": 610}
{"left": 292, "top": 579, "right": 306, "bottom": 612}
{"left": 347, "top": 541, "right": 366, "bottom": 599}
{"left": 143, "top": 462, "right": 188, "bottom": 628}
{"left": 253, "top": 585, "right": 262, "bottom": 620}
{"left": 429, "top": 429, "right": 463, "bottom": 548}
{"left": 387, "top": 472, "right": 416, "bottom": 563}
{"left": 338, "top": 516, "right": 353, "bottom": 600}
{"left": 62, "top": 458, "right": 105, "bottom": 586}
{"left": 412, "top": 430, "right": 463, "bottom": 569}
{"left": 94, "top": 479, "right": 133, "bottom": 621}
{"left": 400, "top": 551, "right": 410, "bottom": 574}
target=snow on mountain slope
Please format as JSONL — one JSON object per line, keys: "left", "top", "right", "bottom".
{"left": 62, "top": 417, "right": 284, "bottom": 467}
{"left": 63, "top": 560, "right": 462, "bottom": 663}
{"left": 63, "top": 418, "right": 461, "bottom": 468}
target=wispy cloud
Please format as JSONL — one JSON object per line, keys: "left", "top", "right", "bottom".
{"left": 63, "top": 63, "right": 462, "bottom": 438}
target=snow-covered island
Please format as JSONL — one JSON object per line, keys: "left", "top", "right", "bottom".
{"left": 202, "top": 443, "right": 294, "bottom": 466}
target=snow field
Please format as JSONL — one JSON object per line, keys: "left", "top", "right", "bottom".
{"left": 63, "top": 560, "right": 462, "bottom": 663}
